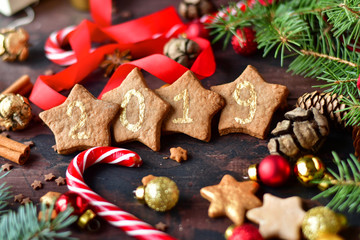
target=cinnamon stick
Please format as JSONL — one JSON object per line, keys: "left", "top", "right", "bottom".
{"left": 1, "top": 75, "right": 33, "bottom": 96}
{"left": 0, "top": 135, "right": 30, "bottom": 165}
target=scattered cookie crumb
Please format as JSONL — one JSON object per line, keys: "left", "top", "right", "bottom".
{"left": 141, "top": 174, "right": 156, "bottom": 186}
{"left": 44, "top": 173, "right": 56, "bottom": 181}
{"left": 21, "top": 197, "right": 32, "bottom": 205}
{"left": 44, "top": 69, "right": 54, "bottom": 76}
{"left": 51, "top": 145, "right": 57, "bottom": 152}
{"left": 170, "top": 147, "right": 188, "bottom": 163}
{"left": 120, "top": 10, "right": 132, "bottom": 18}
{"left": 163, "top": 156, "right": 169, "bottom": 159}
{"left": 14, "top": 193, "right": 25, "bottom": 203}
{"left": 155, "top": 222, "right": 168, "bottom": 231}
{"left": 55, "top": 176, "right": 66, "bottom": 186}
{"left": 1, "top": 163, "right": 13, "bottom": 171}
{"left": 31, "top": 180, "right": 42, "bottom": 190}
{"left": 23, "top": 141, "right": 34, "bottom": 147}
{"left": 0, "top": 132, "right": 9, "bottom": 138}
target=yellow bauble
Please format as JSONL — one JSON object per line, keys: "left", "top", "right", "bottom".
{"left": 302, "top": 207, "right": 343, "bottom": 240}
{"left": 316, "top": 232, "right": 344, "bottom": 240}
{"left": 294, "top": 155, "right": 325, "bottom": 185}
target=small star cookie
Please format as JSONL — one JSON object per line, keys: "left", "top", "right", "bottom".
{"left": 39, "top": 84, "right": 120, "bottom": 154}
{"left": 211, "top": 65, "right": 288, "bottom": 139}
{"left": 21, "top": 197, "right": 32, "bottom": 205}
{"left": 170, "top": 147, "right": 188, "bottom": 162}
{"left": 200, "top": 174, "right": 261, "bottom": 225}
{"left": 101, "top": 68, "right": 170, "bottom": 151}
{"left": 246, "top": 193, "right": 306, "bottom": 240}
{"left": 55, "top": 176, "right": 66, "bottom": 186}
{"left": 14, "top": 193, "right": 25, "bottom": 203}
{"left": 31, "top": 180, "right": 42, "bottom": 190}
{"left": 1, "top": 163, "right": 13, "bottom": 171}
{"left": 44, "top": 173, "right": 56, "bottom": 181}
{"left": 155, "top": 70, "right": 224, "bottom": 141}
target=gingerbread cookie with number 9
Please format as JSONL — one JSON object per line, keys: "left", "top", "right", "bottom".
{"left": 39, "top": 84, "right": 120, "bottom": 154}
{"left": 155, "top": 70, "right": 224, "bottom": 142}
{"left": 211, "top": 65, "right": 288, "bottom": 139}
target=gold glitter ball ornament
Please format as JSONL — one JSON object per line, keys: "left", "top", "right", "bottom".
{"left": 0, "top": 93, "right": 32, "bottom": 131}
{"left": 316, "top": 232, "right": 344, "bottom": 240}
{"left": 302, "top": 207, "right": 344, "bottom": 240}
{"left": 135, "top": 176, "right": 179, "bottom": 212}
{"left": 294, "top": 155, "right": 325, "bottom": 186}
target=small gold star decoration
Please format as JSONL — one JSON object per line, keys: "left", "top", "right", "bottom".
{"left": 170, "top": 147, "right": 188, "bottom": 163}
{"left": 31, "top": 180, "right": 42, "bottom": 190}
{"left": 246, "top": 193, "right": 306, "bottom": 240}
{"left": 1, "top": 163, "right": 13, "bottom": 171}
{"left": 55, "top": 176, "right": 66, "bottom": 186}
{"left": 21, "top": 197, "right": 32, "bottom": 205}
{"left": 14, "top": 193, "right": 25, "bottom": 203}
{"left": 200, "top": 174, "right": 262, "bottom": 225}
{"left": 44, "top": 173, "right": 56, "bottom": 181}
{"left": 100, "top": 49, "right": 132, "bottom": 77}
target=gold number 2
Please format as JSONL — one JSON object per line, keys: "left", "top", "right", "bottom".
{"left": 173, "top": 89, "right": 193, "bottom": 124}
{"left": 120, "top": 89, "right": 145, "bottom": 133}
{"left": 66, "top": 101, "right": 89, "bottom": 140}
{"left": 233, "top": 81, "right": 257, "bottom": 124}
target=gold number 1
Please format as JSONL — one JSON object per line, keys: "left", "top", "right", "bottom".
{"left": 172, "top": 89, "right": 193, "bottom": 124}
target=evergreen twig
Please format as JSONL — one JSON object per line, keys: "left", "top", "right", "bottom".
{"left": 312, "top": 152, "right": 360, "bottom": 213}
{"left": 0, "top": 170, "right": 11, "bottom": 214}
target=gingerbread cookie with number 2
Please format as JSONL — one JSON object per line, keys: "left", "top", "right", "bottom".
{"left": 211, "top": 65, "right": 288, "bottom": 139}
{"left": 39, "top": 84, "right": 120, "bottom": 154}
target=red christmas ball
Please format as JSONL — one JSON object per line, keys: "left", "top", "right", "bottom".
{"left": 231, "top": 28, "right": 257, "bottom": 56}
{"left": 229, "top": 224, "right": 263, "bottom": 240}
{"left": 258, "top": 155, "right": 291, "bottom": 187}
{"left": 185, "top": 20, "right": 210, "bottom": 39}
{"left": 55, "top": 191, "right": 89, "bottom": 216}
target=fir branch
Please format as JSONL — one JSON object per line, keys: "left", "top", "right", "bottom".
{"left": 0, "top": 203, "right": 78, "bottom": 240}
{"left": 0, "top": 170, "right": 11, "bottom": 214}
{"left": 299, "top": 49, "right": 358, "bottom": 68}
{"left": 312, "top": 152, "right": 360, "bottom": 213}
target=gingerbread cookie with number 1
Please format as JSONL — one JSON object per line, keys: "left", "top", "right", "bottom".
{"left": 211, "top": 65, "right": 288, "bottom": 139}
{"left": 39, "top": 84, "right": 120, "bottom": 154}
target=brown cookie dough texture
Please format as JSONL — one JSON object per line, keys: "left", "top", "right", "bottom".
{"left": 155, "top": 70, "right": 224, "bottom": 142}
{"left": 211, "top": 65, "right": 288, "bottom": 139}
{"left": 39, "top": 84, "right": 119, "bottom": 154}
{"left": 101, "top": 68, "right": 170, "bottom": 151}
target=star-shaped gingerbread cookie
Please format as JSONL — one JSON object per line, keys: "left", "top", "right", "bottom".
{"left": 246, "top": 193, "right": 306, "bottom": 240}
{"left": 200, "top": 174, "right": 261, "bottom": 225}
{"left": 101, "top": 68, "right": 170, "bottom": 151}
{"left": 39, "top": 84, "right": 119, "bottom": 154}
{"left": 155, "top": 70, "right": 224, "bottom": 142}
{"left": 170, "top": 146, "right": 188, "bottom": 162}
{"left": 211, "top": 65, "right": 288, "bottom": 139}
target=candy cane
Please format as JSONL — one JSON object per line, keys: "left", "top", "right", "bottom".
{"left": 66, "top": 147, "right": 177, "bottom": 240}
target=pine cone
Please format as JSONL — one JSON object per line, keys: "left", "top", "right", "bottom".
{"left": 163, "top": 37, "right": 200, "bottom": 68}
{"left": 0, "top": 28, "right": 29, "bottom": 62}
{"left": 268, "top": 107, "right": 329, "bottom": 160}
{"left": 296, "top": 91, "right": 348, "bottom": 129}
{"left": 178, "top": 0, "right": 216, "bottom": 20}
{"left": 352, "top": 126, "right": 360, "bottom": 160}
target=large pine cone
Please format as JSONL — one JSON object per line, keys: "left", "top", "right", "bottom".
{"left": 268, "top": 107, "right": 329, "bottom": 160}
{"left": 296, "top": 91, "right": 347, "bottom": 129}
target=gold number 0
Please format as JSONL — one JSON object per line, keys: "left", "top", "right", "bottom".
{"left": 120, "top": 89, "right": 145, "bottom": 133}
{"left": 233, "top": 81, "right": 257, "bottom": 124}
{"left": 173, "top": 89, "right": 193, "bottom": 124}
{"left": 66, "top": 101, "right": 89, "bottom": 140}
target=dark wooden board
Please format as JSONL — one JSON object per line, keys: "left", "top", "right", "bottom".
{"left": 0, "top": 0, "right": 359, "bottom": 239}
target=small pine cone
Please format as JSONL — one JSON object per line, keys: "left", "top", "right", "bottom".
{"left": 163, "top": 37, "right": 201, "bottom": 68}
{"left": 352, "top": 126, "right": 360, "bottom": 160}
{"left": 296, "top": 91, "right": 348, "bottom": 129}
{"left": 0, "top": 28, "right": 29, "bottom": 62}
{"left": 268, "top": 107, "right": 329, "bottom": 160}
{"left": 178, "top": 0, "right": 216, "bottom": 20}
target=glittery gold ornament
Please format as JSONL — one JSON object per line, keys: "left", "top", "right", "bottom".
{"left": 294, "top": 155, "right": 325, "bottom": 185}
{"left": 316, "top": 232, "right": 344, "bottom": 240}
{"left": 224, "top": 225, "right": 235, "bottom": 240}
{"left": 302, "top": 207, "right": 345, "bottom": 240}
{"left": 0, "top": 28, "right": 29, "bottom": 62}
{"left": 0, "top": 93, "right": 32, "bottom": 131}
{"left": 135, "top": 176, "right": 179, "bottom": 212}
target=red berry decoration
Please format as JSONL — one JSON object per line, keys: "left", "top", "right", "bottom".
{"left": 231, "top": 28, "right": 257, "bottom": 56}
{"left": 185, "top": 19, "right": 210, "bottom": 39}
{"left": 229, "top": 224, "right": 264, "bottom": 240}
{"left": 258, "top": 155, "right": 291, "bottom": 187}
{"left": 55, "top": 191, "right": 89, "bottom": 216}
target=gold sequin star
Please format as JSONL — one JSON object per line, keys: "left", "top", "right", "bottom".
{"left": 200, "top": 174, "right": 261, "bottom": 225}
{"left": 246, "top": 193, "right": 306, "bottom": 240}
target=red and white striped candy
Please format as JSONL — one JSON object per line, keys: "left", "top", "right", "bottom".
{"left": 66, "top": 146, "right": 177, "bottom": 240}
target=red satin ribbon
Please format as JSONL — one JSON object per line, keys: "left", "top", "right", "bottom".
{"left": 29, "top": 0, "right": 216, "bottom": 110}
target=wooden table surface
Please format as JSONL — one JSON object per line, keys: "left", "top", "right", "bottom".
{"left": 0, "top": 0, "right": 359, "bottom": 239}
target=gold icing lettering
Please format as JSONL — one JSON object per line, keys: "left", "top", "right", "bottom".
{"left": 120, "top": 89, "right": 145, "bottom": 133}
{"left": 172, "top": 89, "right": 193, "bottom": 124}
{"left": 233, "top": 81, "right": 257, "bottom": 124}
{"left": 66, "top": 101, "right": 89, "bottom": 139}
